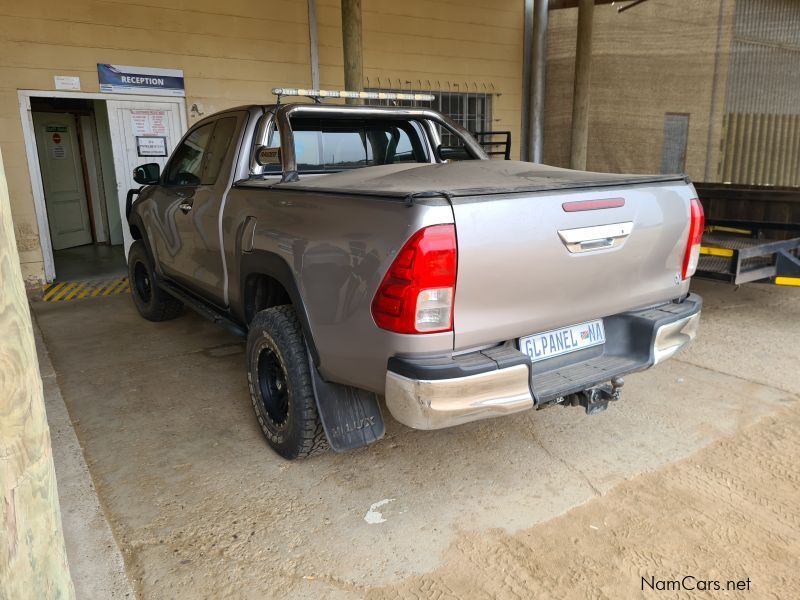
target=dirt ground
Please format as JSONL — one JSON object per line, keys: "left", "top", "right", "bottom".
{"left": 366, "top": 408, "right": 800, "bottom": 599}
{"left": 32, "top": 279, "right": 799, "bottom": 599}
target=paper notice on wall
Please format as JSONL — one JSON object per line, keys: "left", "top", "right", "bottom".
{"left": 130, "top": 110, "right": 168, "bottom": 137}
{"left": 54, "top": 75, "right": 81, "bottom": 91}
{"left": 136, "top": 136, "right": 168, "bottom": 157}
{"left": 47, "top": 126, "right": 68, "bottom": 159}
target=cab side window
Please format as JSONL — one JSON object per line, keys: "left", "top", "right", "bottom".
{"left": 165, "top": 123, "right": 213, "bottom": 186}
{"left": 201, "top": 117, "right": 237, "bottom": 184}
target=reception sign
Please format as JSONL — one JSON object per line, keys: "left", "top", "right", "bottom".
{"left": 98, "top": 64, "right": 185, "bottom": 97}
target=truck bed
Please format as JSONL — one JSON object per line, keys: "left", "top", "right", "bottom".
{"left": 244, "top": 161, "right": 688, "bottom": 200}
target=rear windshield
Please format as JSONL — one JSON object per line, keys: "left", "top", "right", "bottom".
{"left": 265, "top": 117, "right": 430, "bottom": 173}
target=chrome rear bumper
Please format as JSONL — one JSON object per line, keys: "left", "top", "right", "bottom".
{"left": 653, "top": 311, "right": 701, "bottom": 364}
{"left": 385, "top": 294, "right": 702, "bottom": 430}
{"left": 385, "top": 364, "right": 534, "bottom": 430}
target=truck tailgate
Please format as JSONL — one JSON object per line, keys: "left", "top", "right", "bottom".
{"left": 451, "top": 182, "right": 694, "bottom": 351}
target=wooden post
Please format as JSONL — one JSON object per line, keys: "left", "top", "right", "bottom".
{"left": 0, "top": 150, "right": 74, "bottom": 597}
{"left": 570, "top": 0, "right": 594, "bottom": 170}
{"left": 341, "top": 0, "right": 363, "bottom": 104}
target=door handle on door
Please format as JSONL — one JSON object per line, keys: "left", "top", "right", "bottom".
{"left": 179, "top": 201, "right": 193, "bottom": 213}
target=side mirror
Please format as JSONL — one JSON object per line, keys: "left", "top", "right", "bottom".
{"left": 437, "top": 145, "right": 472, "bottom": 162}
{"left": 255, "top": 145, "right": 282, "bottom": 167}
{"left": 133, "top": 163, "right": 161, "bottom": 185}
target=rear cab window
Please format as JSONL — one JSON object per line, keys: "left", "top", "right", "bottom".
{"left": 260, "top": 117, "right": 430, "bottom": 175}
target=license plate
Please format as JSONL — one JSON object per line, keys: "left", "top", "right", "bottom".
{"left": 519, "top": 320, "right": 605, "bottom": 363}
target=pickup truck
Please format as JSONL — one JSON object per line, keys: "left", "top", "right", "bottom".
{"left": 126, "top": 96, "right": 703, "bottom": 460}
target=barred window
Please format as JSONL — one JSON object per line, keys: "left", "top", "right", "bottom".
{"left": 365, "top": 90, "right": 492, "bottom": 146}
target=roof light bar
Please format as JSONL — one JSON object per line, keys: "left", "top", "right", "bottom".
{"left": 272, "top": 88, "right": 435, "bottom": 102}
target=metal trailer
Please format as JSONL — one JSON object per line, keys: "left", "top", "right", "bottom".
{"left": 695, "top": 183, "right": 800, "bottom": 286}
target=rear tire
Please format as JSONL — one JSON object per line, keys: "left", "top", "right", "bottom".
{"left": 127, "top": 240, "right": 183, "bottom": 321}
{"left": 246, "top": 306, "right": 328, "bottom": 459}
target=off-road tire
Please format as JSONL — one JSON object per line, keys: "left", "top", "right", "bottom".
{"left": 246, "top": 306, "right": 328, "bottom": 459}
{"left": 127, "top": 240, "right": 183, "bottom": 321}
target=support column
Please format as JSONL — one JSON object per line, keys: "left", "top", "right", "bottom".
{"left": 341, "top": 0, "right": 363, "bottom": 104}
{"left": 521, "top": 0, "right": 534, "bottom": 161}
{"left": 307, "top": 0, "right": 320, "bottom": 89}
{"left": 528, "top": 0, "right": 549, "bottom": 163}
{"left": 0, "top": 151, "right": 74, "bottom": 598}
{"left": 569, "top": 0, "right": 594, "bottom": 170}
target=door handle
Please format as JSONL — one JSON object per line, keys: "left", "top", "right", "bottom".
{"left": 578, "top": 237, "right": 616, "bottom": 251}
{"left": 179, "top": 201, "right": 193, "bottom": 213}
{"left": 558, "top": 222, "right": 633, "bottom": 254}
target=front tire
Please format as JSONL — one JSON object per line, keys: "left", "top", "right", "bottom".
{"left": 246, "top": 306, "right": 328, "bottom": 459}
{"left": 127, "top": 240, "right": 183, "bottom": 321}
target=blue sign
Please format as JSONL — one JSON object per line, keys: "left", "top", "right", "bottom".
{"left": 98, "top": 64, "right": 185, "bottom": 97}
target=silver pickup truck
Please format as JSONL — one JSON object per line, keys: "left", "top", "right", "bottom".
{"left": 127, "top": 97, "right": 703, "bottom": 459}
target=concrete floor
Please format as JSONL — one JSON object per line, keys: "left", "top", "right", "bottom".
{"left": 31, "top": 280, "right": 799, "bottom": 599}
{"left": 35, "top": 321, "right": 134, "bottom": 599}
{"left": 54, "top": 244, "right": 126, "bottom": 281}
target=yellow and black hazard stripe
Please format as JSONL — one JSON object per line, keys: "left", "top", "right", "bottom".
{"left": 42, "top": 277, "right": 130, "bottom": 302}
{"left": 704, "top": 225, "right": 752, "bottom": 236}
{"left": 700, "top": 246, "right": 734, "bottom": 258}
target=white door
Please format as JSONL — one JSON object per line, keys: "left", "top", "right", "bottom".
{"left": 32, "top": 112, "right": 92, "bottom": 250}
{"left": 105, "top": 100, "right": 186, "bottom": 255}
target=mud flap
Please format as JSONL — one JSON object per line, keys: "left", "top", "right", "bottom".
{"left": 309, "top": 361, "right": 385, "bottom": 452}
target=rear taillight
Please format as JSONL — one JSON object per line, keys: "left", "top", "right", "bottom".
{"left": 682, "top": 198, "right": 705, "bottom": 280}
{"left": 371, "top": 224, "right": 457, "bottom": 334}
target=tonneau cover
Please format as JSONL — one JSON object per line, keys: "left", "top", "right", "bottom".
{"left": 241, "top": 160, "right": 689, "bottom": 199}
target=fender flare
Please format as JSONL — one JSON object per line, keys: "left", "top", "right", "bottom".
{"left": 239, "top": 250, "right": 321, "bottom": 367}
{"left": 126, "top": 210, "right": 158, "bottom": 269}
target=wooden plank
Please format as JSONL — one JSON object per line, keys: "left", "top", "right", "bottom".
{"left": 754, "top": 113, "right": 769, "bottom": 186}
{"left": 720, "top": 113, "right": 733, "bottom": 183}
{"left": 780, "top": 115, "right": 792, "bottom": 187}
{"left": 765, "top": 113, "right": 779, "bottom": 186}
{"left": 790, "top": 115, "right": 800, "bottom": 188}
{"left": 729, "top": 112, "right": 744, "bottom": 184}
{"left": 740, "top": 113, "right": 754, "bottom": 185}
{"left": 0, "top": 149, "right": 74, "bottom": 598}
{"left": 751, "top": 113, "right": 766, "bottom": 186}
{"left": 789, "top": 116, "right": 798, "bottom": 188}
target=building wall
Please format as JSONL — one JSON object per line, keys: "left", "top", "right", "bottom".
{"left": 1, "top": 0, "right": 523, "bottom": 285}
{"left": 543, "top": 0, "right": 733, "bottom": 182}
{"left": 0, "top": 0, "right": 312, "bottom": 284}
{"left": 720, "top": 0, "right": 800, "bottom": 186}
{"left": 315, "top": 0, "right": 522, "bottom": 148}
{"left": 5, "top": 0, "right": 757, "bottom": 286}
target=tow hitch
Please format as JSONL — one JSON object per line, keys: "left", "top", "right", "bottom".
{"left": 564, "top": 376, "right": 624, "bottom": 415}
